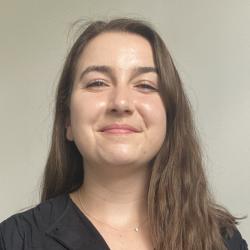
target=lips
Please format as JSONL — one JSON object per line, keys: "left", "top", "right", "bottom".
{"left": 100, "top": 124, "right": 140, "bottom": 134}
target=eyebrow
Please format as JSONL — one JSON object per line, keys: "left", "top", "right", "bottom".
{"left": 78, "top": 65, "right": 158, "bottom": 81}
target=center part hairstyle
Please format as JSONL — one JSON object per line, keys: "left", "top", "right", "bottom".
{"left": 41, "top": 18, "right": 237, "bottom": 250}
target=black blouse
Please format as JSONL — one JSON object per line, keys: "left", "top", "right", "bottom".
{"left": 0, "top": 194, "right": 248, "bottom": 250}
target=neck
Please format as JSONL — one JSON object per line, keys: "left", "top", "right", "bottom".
{"left": 78, "top": 162, "right": 151, "bottom": 229}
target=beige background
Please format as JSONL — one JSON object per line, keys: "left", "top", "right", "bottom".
{"left": 0, "top": 0, "right": 249, "bottom": 243}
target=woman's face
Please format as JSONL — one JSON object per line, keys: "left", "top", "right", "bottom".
{"left": 66, "top": 32, "right": 166, "bottom": 169}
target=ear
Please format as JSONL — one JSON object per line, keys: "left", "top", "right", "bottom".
{"left": 65, "top": 118, "right": 74, "bottom": 141}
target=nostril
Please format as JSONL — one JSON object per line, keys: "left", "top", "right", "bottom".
{"left": 110, "top": 108, "right": 133, "bottom": 115}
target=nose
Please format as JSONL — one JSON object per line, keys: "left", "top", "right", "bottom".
{"left": 107, "top": 85, "right": 134, "bottom": 115}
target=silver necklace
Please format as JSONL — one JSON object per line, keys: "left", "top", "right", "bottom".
{"left": 77, "top": 189, "right": 148, "bottom": 233}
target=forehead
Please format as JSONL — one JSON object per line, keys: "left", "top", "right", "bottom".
{"left": 76, "top": 31, "right": 155, "bottom": 70}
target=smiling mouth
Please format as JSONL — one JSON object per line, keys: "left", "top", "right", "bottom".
{"left": 101, "top": 128, "right": 137, "bottom": 135}
{"left": 99, "top": 124, "right": 141, "bottom": 135}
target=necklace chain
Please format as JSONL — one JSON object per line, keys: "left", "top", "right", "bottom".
{"left": 77, "top": 189, "right": 148, "bottom": 233}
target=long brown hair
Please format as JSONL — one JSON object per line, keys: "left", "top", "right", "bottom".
{"left": 41, "top": 18, "right": 237, "bottom": 250}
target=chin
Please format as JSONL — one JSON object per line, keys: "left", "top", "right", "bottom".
{"left": 100, "top": 155, "right": 143, "bottom": 168}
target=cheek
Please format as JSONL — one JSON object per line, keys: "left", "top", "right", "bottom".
{"left": 138, "top": 96, "right": 167, "bottom": 132}
{"left": 136, "top": 96, "right": 167, "bottom": 158}
{"left": 69, "top": 93, "right": 106, "bottom": 133}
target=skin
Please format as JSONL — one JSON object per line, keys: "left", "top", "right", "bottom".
{"left": 67, "top": 32, "right": 166, "bottom": 249}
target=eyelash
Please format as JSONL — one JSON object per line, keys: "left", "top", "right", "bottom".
{"left": 85, "top": 80, "right": 158, "bottom": 92}
{"left": 136, "top": 83, "right": 158, "bottom": 91}
{"left": 86, "top": 80, "right": 107, "bottom": 88}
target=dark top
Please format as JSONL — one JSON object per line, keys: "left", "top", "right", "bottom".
{"left": 0, "top": 194, "right": 248, "bottom": 250}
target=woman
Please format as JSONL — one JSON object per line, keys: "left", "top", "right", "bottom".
{"left": 0, "top": 18, "right": 248, "bottom": 250}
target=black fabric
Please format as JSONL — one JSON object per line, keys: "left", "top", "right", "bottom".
{"left": 0, "top": 194, "right": 248, "bottom": 250}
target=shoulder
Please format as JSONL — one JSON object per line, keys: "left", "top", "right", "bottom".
{"left": 223, "top": 229, "right": 248, "bottom": 250}
{"left": 0, "top": 194, "right": 69, "bottom": 249}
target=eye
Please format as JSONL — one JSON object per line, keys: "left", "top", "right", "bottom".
{"left": 135, "top": 82, "right": 158, "bottom": 92}
{"left": 85, "top": 80, "right": 108, "bottom": 88}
